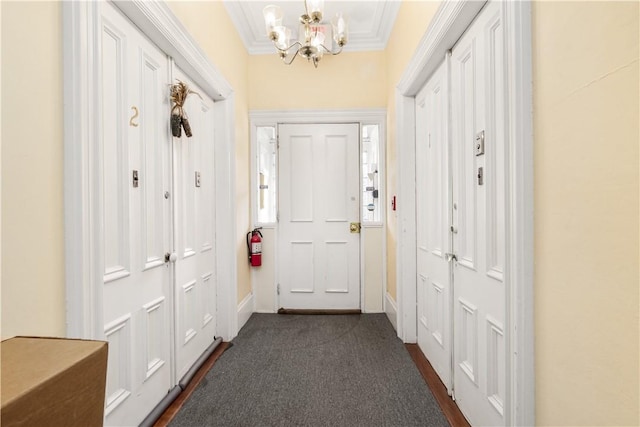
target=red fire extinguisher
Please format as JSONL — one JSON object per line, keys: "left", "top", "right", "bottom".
{"left": 246, "top": 227, "right": 263, "bottom": 267}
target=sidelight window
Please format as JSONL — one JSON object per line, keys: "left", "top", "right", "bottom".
{"left": 255, "top": 126, "right": 277, "bottom": 225}
{"left": 362, "top": 124, "right": 381, "bottom": 224}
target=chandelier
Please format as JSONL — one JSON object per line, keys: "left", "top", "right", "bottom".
{"left": 263, "top": 0, "right": 349, "bottom": 68}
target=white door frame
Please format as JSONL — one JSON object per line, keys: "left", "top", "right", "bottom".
{"left": 394, "top": 1, "right": 534, "bottom": 425}
{"left": 63, "top": 1, "right": 239, "bottom": 341}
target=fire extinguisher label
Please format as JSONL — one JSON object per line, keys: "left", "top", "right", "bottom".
{"left": 252, "top": 242, "right": 262, "bottom": 253}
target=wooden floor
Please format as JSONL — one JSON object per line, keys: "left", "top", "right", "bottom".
{"left": 154, "top": 341, "right": 470, "bottom": 427}
{"left": 405, "top": 344, "right": 471, "bottom": 427}
{"left": 153, "top": 342, "right": 230, "bottom": 427}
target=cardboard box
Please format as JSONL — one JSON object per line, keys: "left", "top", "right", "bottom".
{"left": 1, "top": 337, "right": 108, "bottom": 427}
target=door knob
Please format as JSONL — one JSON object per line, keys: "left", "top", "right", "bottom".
{"left": 445, "top": 252, "right": 457, "bottom": 262}
{"left": 164, "top": 252, "right": 177, "bottom": 263}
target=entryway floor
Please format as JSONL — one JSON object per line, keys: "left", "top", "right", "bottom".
{"left": 154, "top": 314, "right": 469, "bottom": 427}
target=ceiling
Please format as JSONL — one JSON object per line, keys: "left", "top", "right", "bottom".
{"left": 223, "top": 1, "right": 401, "bottom": 55}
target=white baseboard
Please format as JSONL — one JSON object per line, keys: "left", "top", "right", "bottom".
{"left": 385, "top": 293, "right": 398, "bottom": 332}
{"left": 237, "top": 292, "right": 254, "bottom": 331}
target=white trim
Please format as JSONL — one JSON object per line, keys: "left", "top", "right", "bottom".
{"left": 237, "top": 292, "right": 254, "bottom": 332}
{"left": 214, "top": 95, "right": 238, "bottom": 341}
{"left": 384, "top": 292, "right": 398, "bottom": 332}
{"left": 63, "top": 1, "right": 103, "bottom": 339}
{"left": 394, "top": 1, "right": 534, "bottom": 425}
{"left": 396, "top": 0, "right": 486, "bottom": 96}
{"left": 114, "top": 1, "right": 231, "bottom": 100}
{"left": 505, "top": 2, "right": 535, "bottom": 425}
{"left": 63, "top": 1, "right": 238, "bottom": 342}
{"left": 395, "top": 92, "right": 417, "bottom": 344}
{"left": 250, "top": 109, "right": 387, "bottom": 124}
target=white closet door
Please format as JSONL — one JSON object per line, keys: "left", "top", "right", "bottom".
{"left": 451, "top": 1, "right": 507, "bottom": 425}
{"left": 415, "top": 59, "right": 453, "bottom": 393}
{"left": 172, "top": 68, "right": 217, "bottom": 381}
{"left": 100, "top": 2, "right": 173, "bottom": 425}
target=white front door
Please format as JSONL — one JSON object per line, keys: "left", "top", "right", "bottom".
{"left": 172, "top": 68, "right": 218, "bottom": 381}
{"left": 415, "top": 58, "right": 453, "bottom": 393}
{"left": 451, "top": 1, "right": 507, "bottom": 425}
{"left": 100, "top": 3, "right": 173, "bottom": 425}
{"left": 278, "top": 123, "right": 361, "bottom": 310}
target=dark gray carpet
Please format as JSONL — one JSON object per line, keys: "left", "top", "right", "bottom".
{"left": 169, "top": 314, "right": 448, "bottom": 427}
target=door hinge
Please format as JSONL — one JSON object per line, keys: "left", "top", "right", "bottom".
{"left": 277, "top": 284, "right": 280, "bottom": 295}
{"left": 276, "top": 211, "right": 280, "bottom": 222}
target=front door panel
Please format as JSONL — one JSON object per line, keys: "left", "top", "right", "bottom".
{"left": 278, "top": 123, "right": 360, "bottom": 310}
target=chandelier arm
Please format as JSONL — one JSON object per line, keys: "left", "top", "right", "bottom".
{"left": 282, "top": 48, "right": 301, "bottom": 65}
{"left": 273, "top": 40, "right": 302, "bottom": 54}
{"left": 319, "top": 44, "right": 344, "bottom": 56}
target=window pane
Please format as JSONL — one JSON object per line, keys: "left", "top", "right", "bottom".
{"left": 362, "top": 124, "right": 380, "bottom": 223}
{"left": 257, "top": 126, "right": 277, "bottom": 224}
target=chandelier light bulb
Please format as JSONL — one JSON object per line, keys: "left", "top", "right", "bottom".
{"left": 306, "top": 0, "right": 324, "bottom": 22}
{"left": 311, "top": 31, "right": 325, "bottom": 48}
{"left": 332, "top": 12, "right": 349, "bottom": 46}
{"left": 263, "top": 5, "right": 283, "bottom": 38}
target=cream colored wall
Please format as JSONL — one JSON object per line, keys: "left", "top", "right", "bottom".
{"left": 166, "top": 1, "right": 251, "bottom": 305}
{"left": 249, "top": 51, "right": 387, "bottom": 109}
{"left": 532, "top": 2, "right": 639, "bottom": 425}
{"left": 363, "top": 227, "right": 384, "bottom": 312}
{"left": 384, "top": 1, "right": 441, "bottom": 302}
{"left": 1, "top": 1, "right": 66, "bottom": 338}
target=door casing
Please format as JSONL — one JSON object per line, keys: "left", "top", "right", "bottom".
{"left": 394, "top": 1, "right": 534, "bottom": 426}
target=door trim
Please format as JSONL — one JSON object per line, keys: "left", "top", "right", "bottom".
{"left": 63, "top": 1, "right": 239, "bottom": 341}
{"left": 394, "top": 1, "right": 534, "bottom": 425}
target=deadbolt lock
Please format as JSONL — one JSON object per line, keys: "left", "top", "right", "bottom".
{"left": 350, "top": 222, "right": 361, "bottom": 234}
